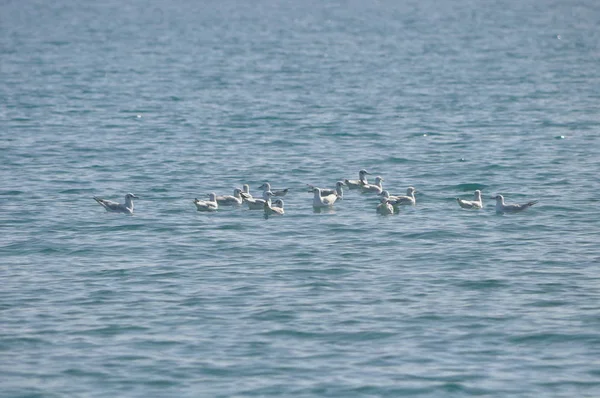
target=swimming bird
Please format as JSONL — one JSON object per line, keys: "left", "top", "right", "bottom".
{"left": 264, "top": 198, "right": 285, "bottom": 216}
{"left": 361, "top": 176, "right": 384, "bottom": 194}
{"left": 215, "top": 188, "right": 244, "bottom": 206}
{"left": 376, "top": 198, "right": 394, "bottom": 215}
{"left": 241, "top": 190, "right": 273, "bottom": 210}
{"left": 307, "top": 181, "right": 346, "bottom": 199}
{"left": 93, "top": 193, "right": 138, "bottom": 215}
{"left": 384, "top": 186, "right": 416, "bottom": 206}
{"left": 241, "top": 184, "right": 253, "bottom": 200}
{"left": 193, "top": 193, "right": 218, "bottom": 212}
{"left": 492, "top": 194, "right": 538, "bottom": 213}
{"left": 258, "top": 182, "right": 289, "bottom": 197}
{"left": 345, "top": 169, "right": 370, "bottom": 190}
{"left": 312, "top": 187, "right": 338, "bottom": 208}
{"left": 457, "top": 190, "right": 483, "bottom": 209}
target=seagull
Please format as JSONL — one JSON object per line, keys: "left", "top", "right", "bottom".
{"left": 376, "top": 198, "right": 394, "bottom": 215}
{"left": 457, "top": 190, "right": 483, "bottom": 209}
{"left": 383, "top": 186, "right": 416, "bottom": 206}
{"left": 241, "top": 184, "right": 253, "bottom": 200}
{"left": 307, "top": 181, "right": 345, "bottom": 199}
{"left": 93, "top": 193, "right": 138, "bottom": 215}
{"left": 264, "top": 198, "right": 285, "bottom": 216}
{"left": 345, "top": 169, "right": 370, "bottom": 190}
{"left": 214, "top": 188, "right": 244, "bottom": 206}
{"left": 312, "top": 187, "right": 338, "bottom": 208}
{"left": 361, "top": 176, "right": 385, "bottom": 194}
{"left": 492, "top": 194, "right": 538, "bottom": 213}
{"left": 193, "top": 193, "right": 218, "bottom": 212}
{"left": 241, "top": 190, "right": 273, "bottom": 210}
{"left": 258, "top": 182, "right": 289, "bottom": 197}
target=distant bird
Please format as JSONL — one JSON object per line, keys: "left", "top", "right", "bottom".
{"left": 307, "top": 181, "right": 346, "bottom": 199}
{"left": 381, "top": 186, "right": 416, "bottom": 206}
{"left": 93, "top": 193, "right": 138, "bottom": 215}
{"left": 312, "top": 187, "right": 338, "bottom": 208}
{"left": 457, "top": 190, "right": 483, "bottom": 209}
{"left": 345, "top": 169, "right": 371, "bottom": 190}
{"left": 376, "top": 198, "right": 394, "bottom": 215}
{"left": 258, "top": 182, "right": 289, "bottom": 197}
{"left": 193, "top": 193, "right": 218, "bottom": 212}
{"left": 214, "top": 188, "right": 244, "bottom": 206}
{"left": 241, "top": 190, "right": 273, "bottom": 210}
{"left": 361, "top": 176, "right": 385, "bottom": 194}
{"left": 241, "top": 184, "right": 253, "bottom": 200}
{"left": 264, "top": 198, "right": 285, "bottom": 216}
{"left": 492, "top": 194, "right": 538, "bottom": 213}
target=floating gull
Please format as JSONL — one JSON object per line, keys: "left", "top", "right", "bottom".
{"left": 258, "top": 182, "right": 289, "bottom": 197}
{"left": 193, "top": 193, "right": 218, "bottom": 212}
{"left": 457, "top": 190, "right": 483, "bottom": 209}
{"left": 307, "top": 181, "right": 345, "bottom": 199}
{"left": 312, "top": 187, "right": 338, "bottom": 208}
{"left": 264, "top": 198, "right": 285, "bottom": 216}
{"left": 381, "top": 187, "right": 416, "bottom": 206}
{"left": 241, "top": 184, "right": 253, "bottom": 200}
{"left": 241, "top": 190, "right": 273, "bottom": 210}
{"left": 376, "top": 198, "right": 394, "bottom": 215}
{"left": 492, "top": 194, "right": 538, "bottom": 213}
{"left": 361, "top": 176, "right": 384, "bottom": 194}
{"left": 215, "top": 188, "right": 244, "bottom": 206}
{"left": 93, "top": 193, "right": 138, "bottom": 215}
{"left": 345, "top": 169, "right": 370, "bottom": 190}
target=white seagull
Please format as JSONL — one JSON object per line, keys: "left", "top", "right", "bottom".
{"left": 258, "top": 182, "right": 289, "bottom": 197}
{"left": 241, "top": 184, "right": 253, "bottom": 200}
{"left": 492, "top": 194, "right": 538, "bottom": 213}
{"left": 312, "top": 187, "right": 338, "bottom": 208}
{"left": 457, "top": 190, "right": 483, "bottom": 209}
{"left": 361, "top": 176, "right": 385, "bottom": 194}
{"left": 384, "top": 186, "right": 416, "bottom": 206}
{"left": 345, "top": 169, "right": 370, "bottom": 190}
{"left": 93, "top": 193, "right": 138, "bottom": 215}
{"left": 307, "top": 181, "right": 346, "bottom": 199}
{"left": 376, "top": 198, "right": 394, "bottom": 215}
{"left": 215, "top": 188, "right": 244, "bottom": 206}
{"left": 264, "top": 198, "right": 285, "bottom": 216}
{"left": 241, "top": 190, "right": 273, "bottom": 210}
{"left": 193, "top": 193, "right": 218, "bottom": 212}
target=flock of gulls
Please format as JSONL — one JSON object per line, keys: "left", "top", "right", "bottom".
{"left": 93, "top": 169, "right": 538, "bottom": 217}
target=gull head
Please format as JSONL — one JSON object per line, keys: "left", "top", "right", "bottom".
{"left": 273, "top": 199, "right": 284, "bottom": 207}
{"left": 359, "top": 169, "right": 370, "bottom": 176}
{"left": 407, "top": 187, "right": 416, "bottom": 195}
{"left": 492, "top": 194, "right": 504, "bottom": 202}
{"left": 374, "top": 176, "right": 384, "bottom": 183}
{"left": 379, "top": 190, "right": 390, "bottom": 198}
{"left": 258, "top": 182, "right": 271, "bottom": 190}
{"left": 336, "top": 181, "right": 346, "bottom": 187}
{"left": 474, "top": 190, "right": 482, "bottom": 199}
{"left": 208, "top": 193, "right": 217, "bottom": 201}
{"left": 126, "top": 193, "right": 138, "bottom": 199}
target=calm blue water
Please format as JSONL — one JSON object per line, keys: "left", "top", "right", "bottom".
{"left": 2, "top": 0, "right": 600, "bottom": 396}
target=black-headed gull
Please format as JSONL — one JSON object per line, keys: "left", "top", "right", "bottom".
{"left": 93, "top": 193, "right": 138, "bottom": 215}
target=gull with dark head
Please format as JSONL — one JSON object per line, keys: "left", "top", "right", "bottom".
{"left": 193, "top": 193, "right": 218, "bottom": 212}
{"left": 492, "top": 194, "right": 538, "bottom": 213}
{"left": 345, "top": 169, "right": 370, "bottom": 190}
{"left": 457, "top": 190, "right": 483, "bottom": 209}
{"left": 93, "top": 193, "right": 138, "bottom": 215}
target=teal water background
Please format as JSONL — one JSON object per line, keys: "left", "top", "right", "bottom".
{"left": 2, "top": 0, "right": 600, "bottom": 396}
